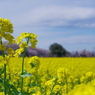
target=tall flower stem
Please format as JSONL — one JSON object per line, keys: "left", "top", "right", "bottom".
{"left": 4, "top": 64, "right": 6, "bottom": 95}
{"left": 21, "top": 48, "right": 26, "bottom": 94}
{"left": 0, "top": 41, "right": 6, "bottom": 95}
{"left": 21, "top": 39, "right": 29, "bottom": 94}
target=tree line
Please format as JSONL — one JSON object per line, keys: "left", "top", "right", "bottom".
{"left": 0, "top": 42, "right": 95, "bottom": 57}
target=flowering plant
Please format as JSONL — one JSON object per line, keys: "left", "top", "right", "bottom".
{"left": 0, "top": 18, "right": 39, "bottom": 95}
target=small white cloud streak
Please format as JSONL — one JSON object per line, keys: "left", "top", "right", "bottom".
{"left": 75, "top": 23, "right": 95, "bottom": 28}
{"left": 57, "top": 35, "right": 95, "bottom": 44}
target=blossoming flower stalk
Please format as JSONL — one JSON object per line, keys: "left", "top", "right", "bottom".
{"left": 15, "top": 32, "right": 38, "bottom": 94}
{"left": 0, "top": 18, "right": 14, "bottom": 95}
{"left": 21, "top": 41, "right": 29, "bottom": 94}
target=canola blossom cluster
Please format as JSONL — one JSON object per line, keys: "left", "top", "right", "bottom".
{"left": 0, "top": 18, "right": 14, "bottom": 45}
{"left": 16, "top": 32, "right": 38, "bottom": 48}
{"left": 68, "top": 83, "right": 95, "bottom": 95}
{"left": 14, "top": 32, "right": 38, "bottom": 57}
{"left": 0, "top": 18, "right": 15, "bottom": 65}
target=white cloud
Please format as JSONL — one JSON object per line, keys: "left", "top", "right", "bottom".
{"left": 13, "top": 6, "right": 95, "bottom": 26}
{"left": 58, "top": 35, "right": 95, "bottom": 44}
{"left": 75, "top": 23, "right": 95, "bottom": 28}
{"left": 0, "top": 0, "right": 95, "bottom": 28}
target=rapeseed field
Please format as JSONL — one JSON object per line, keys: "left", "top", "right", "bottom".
{"left": 1, "top": 57, "right": 95, "bottom": 95}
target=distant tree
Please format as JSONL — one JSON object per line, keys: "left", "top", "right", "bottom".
{"left": 74, "top": 51, "right": 79, "bottom": 57}
{"left": 79, "top": 50, "right": 93, "bottom": 57}
{"left": 49, "top": 43, "right": 69, "bottom": 57}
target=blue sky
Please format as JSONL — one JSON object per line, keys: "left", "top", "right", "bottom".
{"left": 0, "top": 0, "right": 95, "bottom": 52}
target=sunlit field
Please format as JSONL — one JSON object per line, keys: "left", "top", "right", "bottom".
{"left": 1, "top": 57, "right": 95, "bottom": 95}
{"left": 7, "top": 57, "right": 95, "bottom": 77}
{"left": 39, "top": 57, "right": 95, "bottom": 76}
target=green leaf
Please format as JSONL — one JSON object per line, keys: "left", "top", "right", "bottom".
{"left": 30, "top": 62, "right": 36, "bottom": 68}
{"left": 20, "top": 71, "right": 32, "bottom": 77}
{"left": 0, "top": 78, "right": 3, "bottom": 83}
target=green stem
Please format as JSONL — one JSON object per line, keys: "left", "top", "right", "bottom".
{"left": 21, "top": 39, "right": 29, "bottom": 94}
{"left": 0, "top": 41, "right": 6, "bottom": 95}
{"left": 4, "top": 64, "right": 6, "bottom": 95}
{"left": 21, "top": 49, "right": 26, "bottom": 94}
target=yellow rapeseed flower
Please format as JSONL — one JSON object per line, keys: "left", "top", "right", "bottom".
{"left": 0, "top": 18, "right": 14, "bottom": 44}
{"left": 4, "top": 33, "right": 14, "bottom": 44}
{"left": 14, "top": 48, "right": 24, "bottom": 57}
{"left": 28, "top": 56, "right": 40, "bottom": 68}
{"left": 14, "top": 32, "right": 38, "bottom": 57}
{"left": 4, "top": 55, "right": 10, "bottom": 64}
{"left": 19, "top": 41, "right": 28, "bottom": 48}
{"left": 0, "top": 44, "right": 6, "bottom": 50}
{"left": 16, "top": 32, "right": 38, "bottom": 48}
{"left": 53, "top": 85, "right": 62, "bottom": 94}
{"left": 68, "top": 84, "right": 95, "bottom": 95}
{"left": 0, "top": 92, "right": 4, "bottom": 95}
{"left": 0, "top": 18, "right": 14, "bottom": 33}
{"left": 0, "top": 56, "right": 3, "bottom": 62}
{"left": 7, "top": 48, "right": 14, "bottom": 56}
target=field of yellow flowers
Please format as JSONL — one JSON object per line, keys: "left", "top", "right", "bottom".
{"left": 1, "top": 17, "right": 95, "bottom": 95}
{"left": 1, "top": 57, "right": 95, "bottom": 95}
